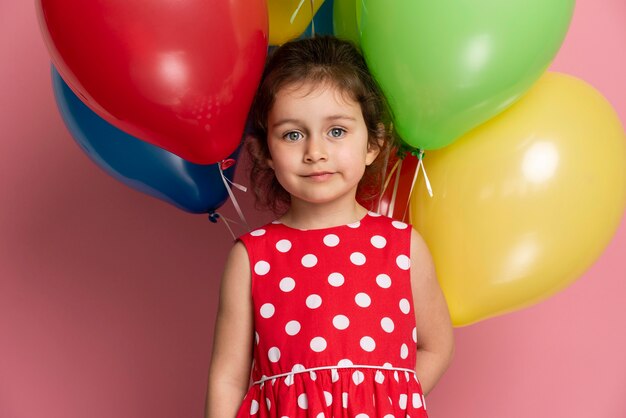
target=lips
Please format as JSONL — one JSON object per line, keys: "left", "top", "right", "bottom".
{"left": 304, "top": 171, "right": 335, "bottom": 181}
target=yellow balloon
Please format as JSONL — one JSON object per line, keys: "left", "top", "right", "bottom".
{"left": 268, "top": 0, "right": 324, "bottom": 45}
{"left": 410, "top": 72, "right": 626, "bottom": 327}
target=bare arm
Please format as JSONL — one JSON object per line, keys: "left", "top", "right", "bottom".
{"left": 410, "top": 228, "right": 455, "bottom": 396}
{"left": 205, "top": 241, "right": 254, "bottom": 418}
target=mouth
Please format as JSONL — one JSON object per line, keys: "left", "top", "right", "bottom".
{"left": 304, "top": 172, "right": 335, "bottom": 181}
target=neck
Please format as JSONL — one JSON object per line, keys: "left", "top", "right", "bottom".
{"left": 281, "top": 196, "right": 368, "bottom": 230}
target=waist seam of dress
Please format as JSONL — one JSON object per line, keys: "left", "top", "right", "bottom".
{"left": 252, "top": 364, "right": 417, "bottom": 385}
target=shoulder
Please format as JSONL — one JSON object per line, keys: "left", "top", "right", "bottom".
{"left": 223, "top": 239, "right": 251, "bottom": 279}
{"left": 408, "top": 226, "right": 437, "bottom": 284}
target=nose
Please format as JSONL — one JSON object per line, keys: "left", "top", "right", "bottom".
{"left": 303, "top": 135, "right": 328, "bottom": 163}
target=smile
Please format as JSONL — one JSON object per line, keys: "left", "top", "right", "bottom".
{"left": 304, "top": 172, "right": 335, "bottom": 182}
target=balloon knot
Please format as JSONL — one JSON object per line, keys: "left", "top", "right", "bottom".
{"left": 396, "top": 144, "right": 425, "bottom": 160}
{"left": 208, "top": 211, "right": 220, "bottom": 223}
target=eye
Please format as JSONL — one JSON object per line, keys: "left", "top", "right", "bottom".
{"left": 283, "top": 131, "right": 303, "bottom": 142}
{"left": 329, "top": 127, "right": 346, "bottom": 138}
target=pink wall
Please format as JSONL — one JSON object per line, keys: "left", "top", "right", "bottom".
{"left": 1, "top": 1, "right": 624, "bottom": 417}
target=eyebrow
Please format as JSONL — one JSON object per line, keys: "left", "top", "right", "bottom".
{"left": 271, "top": 115, "right": 357, "bottom": 128}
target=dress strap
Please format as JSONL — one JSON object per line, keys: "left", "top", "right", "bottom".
{"left": 252, "top": 364, "right": 417, "bottom": 386}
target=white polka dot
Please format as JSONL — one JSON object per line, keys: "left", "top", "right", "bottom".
{"left": 324, "top": 391, "right": 333, "bottom": 406}
{"left": 323, "top": 234, "right": 340, "bottom": 247}
{"left": 268, "top": 347, "right": 280, "bottom": 362}
{"left": 350, "top": 252, "right": 366, "bottom": 265}
{"left": 392, "top": 220, "right": 408, "bottom": 229}
{"left": 396, "top": 254, "right": 410, "bottom": 270}
{"left": 297, "top": 393, "right": 308, "bottom": 409}
{"left": 306, "top": 294, "right": 322, "bottom": 309}
{"left": 370, "top": 235, "right": 387, "bottom": 248}
{"left": 301, "top": 254, "right": 318, "bottom": 267}
{"left": 383, "top": 415, "right": 394, "bottom": 418}
{"left": 401, "top": 343, "right": 409, "bottom": 359}
{"left": 413, "top": 327, "right": 417, "bottom": 343}
{"left": 254, "top": 260, "right": 270, "bottom": 275}
{"left": 275, "top": 239, "right": 292, "bottom": 252}
{"left": 382, "top": 362, "right": 392, "bottom": 369}
{"left": 376, "top": 274, "right": 391, "bottom": 288}
{"left": 328, "top": 272, "right": 345, "bottom": 287}
{"left": 250, "top": 229, "right": 266, "bottom": 236}
{"left": 375, "top": 370, "right": 385, "bottom": 383}
{"left": 355, "top": 293, "right": 371, "bottom": 307}
{"left": 338, "top": 359, "right": 353, "bottom": 367}
{"left": 333, "top": 314, "right": 350, "bottom": 330}
{"left": 310, "top": 370, "right": 317, "bottom": 380}
{"left": 347, "top": 221, "right": 360, "bottom": 228}
{"left": 399, "top": 393, "right": 408, "bottom": 409}
{"left": 355, "top": 414, "right": 369, "bottom": 418}
{"left": 260, "top": 303, "right": 275, "bottom": 318}
{"left": 413, "top": 393, "right": 423, "bottom": 408}
{"left": 405, "top": 371, "right": 410, "bottom": 381}
{"left": 331, "top": 368, "right": 339, "bottom": 382}
{"left": 310, "top": 337, "right": 327, "bottom": 352}
{"left": 381, "top": 317, "right": 395, "bottom": 333}
{"left": 394, "top": 371, "right": 399, "bottom": 382}
{"left": 399, "top": 298, "right": 411, "bottom": 314}
{"left": 285, "top": 320, "right": 301, "bottom": 336}
{"left": 316, "top": 412, "right": 324, "bottom": 418}
{"left": 292, "top": 364, "right": 305, "bottom": 373}
{"left": 279, "top": 277, "right": 295, "bottom": 292}
{"left": 342, "top": 392, "right": 348, "bottom": 408}
{"left": 250, "top": 399, "right": 259, "bottom": 414}
{"left": 352, "top": 370, "right": 365, "bottom": 385}
{"left": 266, "top": 397, "right": 271, "bottom": 410}
{"left": 360, "top": 336, "right": 376, "bottom": 352}
{"left": 284, "top": 374, "right": 294, "bottom": 386}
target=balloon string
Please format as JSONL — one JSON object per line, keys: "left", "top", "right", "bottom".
{"left": 419, "top": 152, "right": 434, "bottom": 198}
{"left": 224, "top": 176, "right": 247, "bottom": 192}
{"left": 378, "top": 158, "right": 401, "bottom": 215}
{"left": 210, "top": 211, "right": 237, "bottom": 240}
{"left": 400, "top": 150, "right": 434, "bottom": 221}
{"left": 309, "top": 0, "right": 316, "bottom": 37}
{"left": 376, "top": 147, "right": 392, "bottom": 214}
{"left": 401, "top": 155, "right": 421, "bottom": 222}
{"left": 291, "top": 0, "right": 307, "bottom": 24}
{"left": 387, "top": 158, "right": 403, "bottom": 217}
{"left": 218, "top": 160, "right": 250, "bottom": 231}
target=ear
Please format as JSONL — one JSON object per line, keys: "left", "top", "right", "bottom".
{"left": 266, "top": 157, "right": 274, "bottom": 170}
{"left": 365, "top": 123, "right": 386, "bottom": 166}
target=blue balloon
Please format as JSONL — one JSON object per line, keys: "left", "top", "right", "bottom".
{"left": 51, "top": 66, "right": 240, "bottom": 215}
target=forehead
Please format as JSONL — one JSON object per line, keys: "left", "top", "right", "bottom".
{"left": 271, "top": 81, "right": 360, "bottom": 114}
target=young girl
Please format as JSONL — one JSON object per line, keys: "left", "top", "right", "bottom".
{"left": 206, "top": 36, "right": 454, "bottom": 418}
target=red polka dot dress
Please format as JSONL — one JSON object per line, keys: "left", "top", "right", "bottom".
{"left": 235, "top": 211, "right": 428, "bottom": 418}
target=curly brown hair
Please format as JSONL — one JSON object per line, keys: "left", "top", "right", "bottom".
{"left": 246, "top": 36, "right": 395, "bottom": 214}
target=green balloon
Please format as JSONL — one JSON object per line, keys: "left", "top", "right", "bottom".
{"left": 360, "top": 0, "right": 575, "bottom": 150}
{"left": 333, "top": 0, "right": 360, "bottom": 45}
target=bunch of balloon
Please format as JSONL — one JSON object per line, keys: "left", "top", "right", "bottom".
{"left": 409, "top": 73, "right": 626, "bottom": 327}
{"left": 36, "top": 0, "right": 268, "bottom": 165}
{"left": 36, "top": 0, "right": 270, "bottom": 230}
{"left": 52, "top": 67, "right": 240, "bottom": 217}
{"left": 353, "top": 0, "right": 626, "bottom": 326}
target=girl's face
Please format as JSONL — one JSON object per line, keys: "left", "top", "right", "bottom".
{"left": 266, "top": 81, "right": 379, "bottom": 207}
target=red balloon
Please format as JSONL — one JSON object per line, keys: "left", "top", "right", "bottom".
{"left": 36, "top": 0, "right": 268, "bottom": 164}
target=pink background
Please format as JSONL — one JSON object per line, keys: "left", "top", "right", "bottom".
{"left": 1, "top": 1, "right": 625, "bottom": 417}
